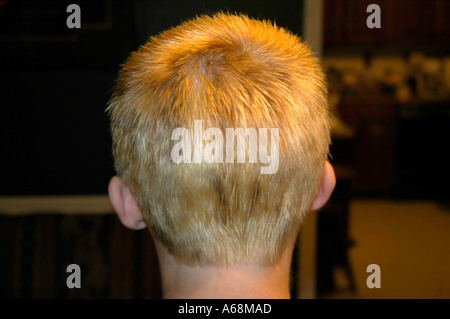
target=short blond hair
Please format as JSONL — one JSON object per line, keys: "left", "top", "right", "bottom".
{"left": 108, "top": 13, "right": 330, "bottom": 266}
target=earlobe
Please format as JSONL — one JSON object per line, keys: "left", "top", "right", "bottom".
{"left": 310, "top": 161, "right": 336, "bottom": 211}
{"left": 108, "top": 176, "right": 147, "bottom": 230}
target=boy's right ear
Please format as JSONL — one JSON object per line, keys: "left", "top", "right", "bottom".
{"left": 108, "top": 176, "right": 147, "bottom": 230}
{"left": 310, "top": 161, "right": 336, "bottom": 211}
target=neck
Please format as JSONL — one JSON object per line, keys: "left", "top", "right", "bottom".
{"left": 152, "top": 236, "right": 295, "bottom": 299}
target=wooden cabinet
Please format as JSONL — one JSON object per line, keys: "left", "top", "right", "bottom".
{"left": 323, "top": 0, "right": 345, "bottom": 45}
{"left": 337, "top": 98, "right": 397, "bottom": 194}
{"left": 324, "top": 0, "right": 450, "bottom": 47}
{"left": 433, "top": 0, "right": 450, "bottom": 42}
{"left": 393, "top": 0, "right": 435, "bottom": 45}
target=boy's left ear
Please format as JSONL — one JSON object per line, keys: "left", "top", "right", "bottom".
{"left": 310, "top": 161, "right": 336, "bottom": 211}
{"left": 108, "top": 176, "right": 147, "bottom": 230}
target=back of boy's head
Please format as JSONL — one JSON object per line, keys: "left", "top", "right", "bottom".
{"left": 108, "top": 12, "right": 330, "bottom": 266}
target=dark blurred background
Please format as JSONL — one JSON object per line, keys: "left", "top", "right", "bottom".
{"left": 323, "top": 0, "right": 450, "bottom": 200}
{"left": 318, "top": 0, "right": 450, "bottom": 299}
{"left": 1, "top": 0, "right": 449, "bottom": 299}
{"left": 0, "top": 0, "right": 304, "bottom": 195}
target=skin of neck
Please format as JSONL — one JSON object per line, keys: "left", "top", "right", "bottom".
{"left": 151, "top": 232, "right": 297, "bottom": 299}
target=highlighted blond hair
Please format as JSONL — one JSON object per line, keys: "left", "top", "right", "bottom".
{"left": 108, "top": 13, "right": 330, "bottom": 266}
